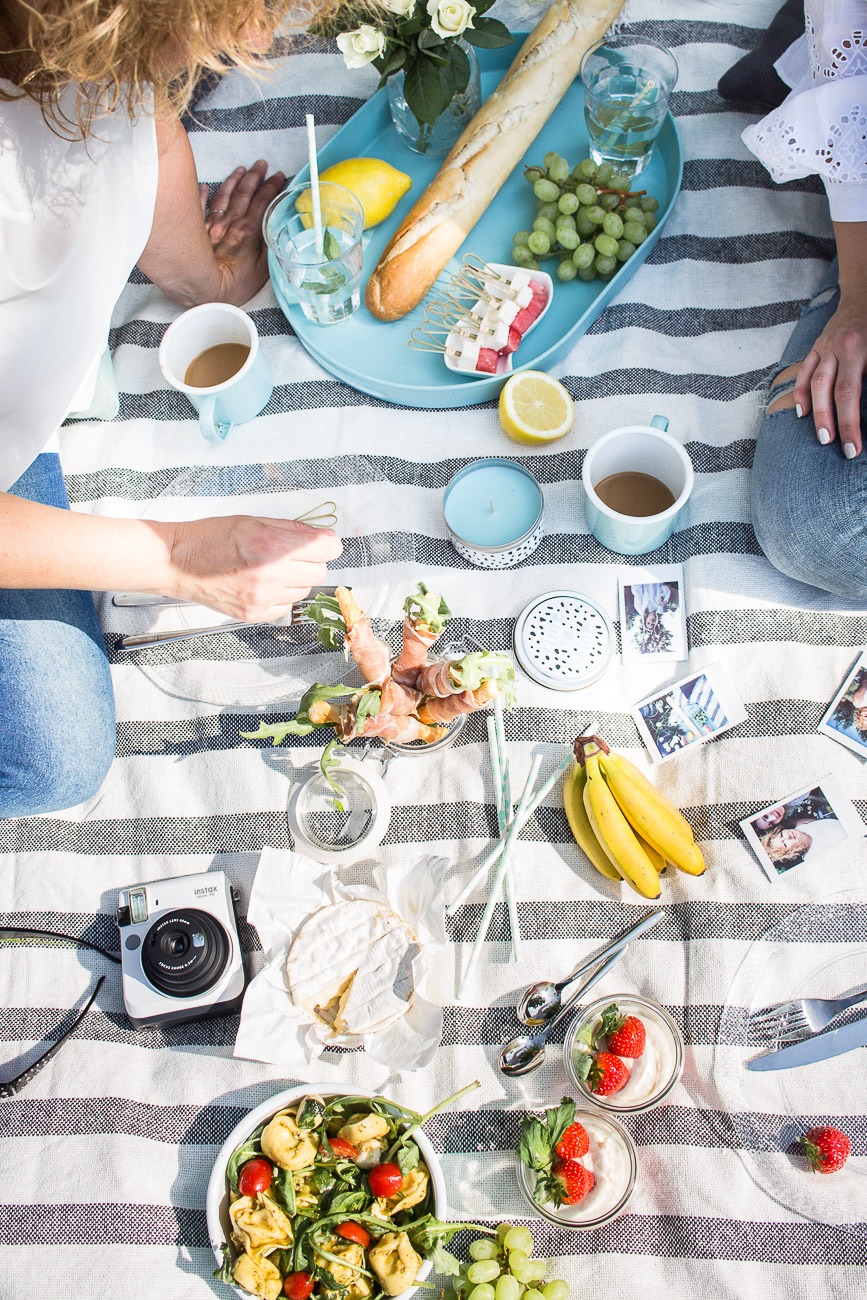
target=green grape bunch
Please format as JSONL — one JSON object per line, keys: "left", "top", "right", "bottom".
{"left": 440, "top": 1224, "right": 570, "bottom": 1300}
{"left": 512, "top": 151, "right": 661, "bottom": 284}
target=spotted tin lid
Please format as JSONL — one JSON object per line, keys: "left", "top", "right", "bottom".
{"left": 513, "top": 590, "right": 614, "bottom": 691}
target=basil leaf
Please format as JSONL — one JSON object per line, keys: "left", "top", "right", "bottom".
{"left": 516, "top": 1115, "right": 553, "bottom": 1172}
{"left": 225, "top": 1123, "right": 266, "bottom": 1190}
{"left": 322, "top": 228, "right": 341, "bottom": 261}
{"left": 545, "top": 1097, "right": 577, "bottom": 1151}
{"left": 213, "top": 1242, "right": 235, "bottom": 1284}
{"left": 397, "top": 1141, "right": 421, "bottom": 1176}
{"left": 328, "top": 1189, "right": 371, "bottom": 1217}
{"left": 271, "top": 1166, "right": 297, "bottom": 1216}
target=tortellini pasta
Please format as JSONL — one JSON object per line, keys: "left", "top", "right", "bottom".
{"left": 229, "top": 1195, "right": 294, "bottom": 1260}
{"left": 376, "top": 1166, "right": 429, "bottom": 1217}
{"left": 369, "top": 1231, "right": 423, "bottom": 1296}
{"left": 315, "top": 1237, "right": 372, "bottom": 1300}
{"left": 260, "top": 1109, "right": 320, "bottom": 1170}
{"left": 232, "top": 1251, "right": 283, "bottom": 1300}
{"left": 338, "top": 1112, "right": 391, "bottom": 1145}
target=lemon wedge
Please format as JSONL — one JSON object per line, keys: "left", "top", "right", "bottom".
{"left": 498, "top": 370, "right": 574, "bottom": 444}
{"left": 319, "top": 158, "right": 412, "bottom": 228}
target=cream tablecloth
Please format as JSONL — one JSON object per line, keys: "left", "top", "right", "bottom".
{"left": 1, "top": 2, "right": 865, "bottom": 1296}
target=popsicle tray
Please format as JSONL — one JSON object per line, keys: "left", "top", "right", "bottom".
{"left": 279, "top": 38, "right": 683, "bottom": 410}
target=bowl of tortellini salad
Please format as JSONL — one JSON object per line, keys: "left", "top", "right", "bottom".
{"left": 207, "top": 1085, "right": 459, "bottom": 1300}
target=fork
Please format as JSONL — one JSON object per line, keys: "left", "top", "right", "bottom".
{"left": 116, "top": 586, "right": 338, "bottom": 652}
{"left": 750, "top": 983, "right": 867, "bottom": 1043}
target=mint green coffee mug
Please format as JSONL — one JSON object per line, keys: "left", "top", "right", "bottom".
{"left": 582, "top": 415, "right": 694, "bottom": 555}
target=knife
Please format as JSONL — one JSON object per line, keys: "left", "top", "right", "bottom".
{"left": 746, "top": 1016, "right": 867, "bottom": 1071}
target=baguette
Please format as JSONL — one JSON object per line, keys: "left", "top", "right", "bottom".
{"left": 365, "top": 0, "right": 626, "bottom": 321}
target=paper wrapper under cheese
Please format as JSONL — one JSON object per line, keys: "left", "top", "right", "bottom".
{"left": 365, "top": 0, "right": 626, "bottom": 322}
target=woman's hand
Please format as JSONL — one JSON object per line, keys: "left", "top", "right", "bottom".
{"left": 139, "top": 121, "right": 285, "bottom": 309}
{"left": 794, "top": 292, "right": 867, "bottom": 457}
{"left": 166, "top": 516, "right": 343, "bottom": 620}
{"left": 794, "top": 220, "right": 867, "bottom": 458}
{"left": 200, "top": 161, "right": 286, "bottom": 306}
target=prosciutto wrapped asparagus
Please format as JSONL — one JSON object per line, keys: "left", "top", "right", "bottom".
{"left": 391, "top": 584, "right": 451, "bottom": 687}
{"left": 240, "top": 583, "right": 516, "bottom": 752}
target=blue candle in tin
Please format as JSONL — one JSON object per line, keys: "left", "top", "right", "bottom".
{"left": 443, "top": 459, "right": 543, "bottom": 548}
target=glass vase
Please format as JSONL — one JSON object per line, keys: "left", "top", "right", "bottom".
{"left": 387, "top": 43, "right": 481, "bottom": 156}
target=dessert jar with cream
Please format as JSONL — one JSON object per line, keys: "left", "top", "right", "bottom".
{"left": 515, "top": 1108, "right": 638, "bottom": 1230}
{"left": 564, "top": 993, "right": 684, "bottom": 1114}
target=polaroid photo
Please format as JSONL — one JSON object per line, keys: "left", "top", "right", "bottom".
{"left": 740, "top": 774, "right": 865, "bottom": 883}
{"left": 618, "top": 564, "right": 688, "bottom": 663}
{"left": 818, "top": 651, "right": 867, "bottom": 761}
{"left": 631, "top": 662, "right": 748, "bottom": 764}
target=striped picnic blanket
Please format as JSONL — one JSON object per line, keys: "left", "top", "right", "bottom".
{"left": 2, "top": 1, "right": 866, "bottom": 1296}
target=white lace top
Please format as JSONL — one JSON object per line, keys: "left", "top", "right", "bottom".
{"left": 742, "top": 0, "right": 867, "bottom": 221}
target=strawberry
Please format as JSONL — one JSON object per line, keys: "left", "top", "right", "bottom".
{"left": 555, "top": 1121, "right": 590, "bottom": 1160}
{"left": 800, "top": 1126, "right": 851, "bottom": 1174}
{"left": 600, "top": 1001, "right": 646, "bottom": 1059}
{"left": 551, "top": 1157, "right": 595, "bottom": 1206}
{"left": 589, "top": 1051, "right": 630, "bottom": 1096}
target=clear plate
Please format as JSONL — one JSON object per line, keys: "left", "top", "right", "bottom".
{"left": 110, "top": 461, "right": 421, "bottom": 708}
{"left": 713, "top": 888, "right": 867, "bottom": 1231}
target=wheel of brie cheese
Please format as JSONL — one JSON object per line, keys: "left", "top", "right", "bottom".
{"left": 286, "top": 899, "right": 418, "bottom": 1036}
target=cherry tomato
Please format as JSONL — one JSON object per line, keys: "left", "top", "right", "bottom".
{"left": 237, "top": 1157, "right": 273, "bottom": 1197}
{"left": 336, "top": 1221, "right": 371, "bottom": 1248}
{"left": 328, "top": 1136, "right": 359, "bottom": 1160}
{"left": 284, "top": 1272, "right": 315, "bottom": 1300}
{"left": 368, "top": 1162, "right": 403, "bottom": 1198}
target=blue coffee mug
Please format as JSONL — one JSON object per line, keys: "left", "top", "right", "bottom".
{"left": 582, "top": 415, "right": 694, "bottom": 555}
{"left": 159, "top": 302, "right": 274, "bottom": 442}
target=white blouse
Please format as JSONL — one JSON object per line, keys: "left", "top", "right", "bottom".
{"left": 0, "top": 87, "right": 158, "bottom": 492}
{"left": 742, "top": 0, "right": 867, "bottom": 222}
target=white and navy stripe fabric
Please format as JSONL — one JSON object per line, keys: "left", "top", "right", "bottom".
{"left": 1, "top": 2, "right": 866, "bottom": 1296}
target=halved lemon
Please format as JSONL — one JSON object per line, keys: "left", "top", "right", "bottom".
{"left": 498, "top": 370, "right": 574, "bottom": 445}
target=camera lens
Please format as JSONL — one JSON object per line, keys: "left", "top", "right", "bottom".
{"left": 141, "top": 909, "right": 230, "bottom": 998}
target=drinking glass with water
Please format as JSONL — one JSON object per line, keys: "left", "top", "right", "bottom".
{"left": 580, "top": 38, "right": 678, "bottom": 176}
{"left": 264, "top": 182, "right": 365, "bottom": 326}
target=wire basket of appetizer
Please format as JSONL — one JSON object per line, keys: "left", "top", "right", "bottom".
{"left": 207, "top": 1083, "right": 488, "bottom": 1300}
{"left": 242, "top": 584, "right": 515, "bottom": 753}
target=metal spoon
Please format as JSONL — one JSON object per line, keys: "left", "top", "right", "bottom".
{"left": 499, "top": 946, "right": 626, "bottom": 1077}
{"left": 517, "top": 908, "right": 664, "bottom": 1026}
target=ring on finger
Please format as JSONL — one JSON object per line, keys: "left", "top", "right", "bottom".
{"left": 210, "top": 207, "right": 228, "bottom": 216}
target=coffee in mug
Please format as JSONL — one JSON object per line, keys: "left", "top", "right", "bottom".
{"left": 593, "top": 471, "right": 676, "bottom": 517}
{"left": 158, "top": 302, "right": 273, "bottom": 442}
{"left": 184, "top": 343, "right": 250, "bottom": 389}
{"left": 581, "top": 416, "right": 693, "bottom": 555}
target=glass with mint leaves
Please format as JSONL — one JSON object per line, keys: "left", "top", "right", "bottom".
{"left": 264, "top": 182, "right": 365, "bottom": 326}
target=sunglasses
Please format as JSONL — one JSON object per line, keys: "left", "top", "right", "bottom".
{"left": 0, "top": 926, "right": 120, "bottom": 1096}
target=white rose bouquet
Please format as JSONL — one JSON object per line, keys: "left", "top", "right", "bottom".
{"left": 321, "top": 0, "right": 512, "bottom": 130}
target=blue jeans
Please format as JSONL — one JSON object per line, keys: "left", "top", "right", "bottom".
{"left": 0, "top": 455, "right": 115, "bottom": 816}
{"left": 752, "top": 259, "right": 867, "bottom": 603}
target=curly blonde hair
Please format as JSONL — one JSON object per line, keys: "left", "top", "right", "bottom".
{"left": 0, "top": 0, "right": 343, "bottom": 135}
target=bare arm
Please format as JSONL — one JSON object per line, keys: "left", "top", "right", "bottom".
{"left": 794, "top": 219, "right": 867, "bottom": 457}
{"left": 136, "top": 118, "right": 286, "bottom": 308}
{"left": 0, "top": 493, "right": 342, "bottom": 620}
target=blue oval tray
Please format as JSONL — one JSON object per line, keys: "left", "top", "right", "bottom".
{"left": 276, "top": 39, "right": 683, "bottom": 410}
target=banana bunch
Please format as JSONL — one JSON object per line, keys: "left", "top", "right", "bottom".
{"left": 563, "top": 735, "right": 705, "bottom": 899}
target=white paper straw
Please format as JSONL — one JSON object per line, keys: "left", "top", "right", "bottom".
{"left": 448, "top": 752, "right": 572, "bottom": 916}
{"left": 305, "top": 113, "right": 324, "bottom": 258}
{"left": 457, "top": 752, "right": 543, "bottom": 998}
{"left": 487, "top": 713, "right": 521, "bottom": 963}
